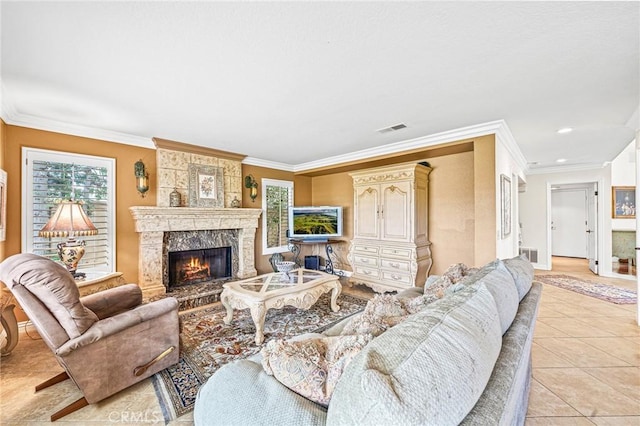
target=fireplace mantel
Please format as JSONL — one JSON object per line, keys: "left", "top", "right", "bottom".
{"left": 130, "top": 206, "right": 262, "bottom": 298}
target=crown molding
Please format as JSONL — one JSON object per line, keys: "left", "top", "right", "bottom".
{"left": 242, "top": 156, "right": 295, "bottom": 172}
{"left": 494, "top": 120, "right": 528, "bottom": 172}
{"left": 0, "top": 78, "right": 18, "bottom": 123}
{"left": 1, "top": 106, "right": 154, "bottom": 149}
{"left": 292, "top": 120, "right": 521, "bottom": 173}
{"left": 525, "top": 162, "right": 607, "bottom": 175}
{"left": 2, "top": 92, "right": 528, "bottom": 174}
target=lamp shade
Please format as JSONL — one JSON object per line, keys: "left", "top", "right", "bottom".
{"left": 39, "top": 200, "right": 98, "bottom": 238}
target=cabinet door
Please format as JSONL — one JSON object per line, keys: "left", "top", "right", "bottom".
{"left": 354, "top": 185, "right": 380, "bottom": 239}
{"left": 381, "top": 181, "right": 411, "bottom": 241}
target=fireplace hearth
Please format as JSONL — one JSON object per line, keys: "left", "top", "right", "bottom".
{"left": 168, "top": 247, "right": 231, "bottom": 289}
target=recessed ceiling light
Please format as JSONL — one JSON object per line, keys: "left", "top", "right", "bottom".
{"left": 556, "top": 158, "right": 567, "bottom": 163}
{"left": 557, "top": 127, "right": 573, "bottom": 134}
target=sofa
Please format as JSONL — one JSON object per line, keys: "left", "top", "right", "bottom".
{"left": 194, "top": 255, "right": 540, "bottom": 426}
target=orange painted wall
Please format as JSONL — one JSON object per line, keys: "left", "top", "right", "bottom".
{"left": 3, "top": 125, "right": 157, "bottom": 284}
{"left": 241, "top": 164, "right": 307, "bottom": 274}
{"left": 2, "top": 125, "right": 498, "bottom": 296}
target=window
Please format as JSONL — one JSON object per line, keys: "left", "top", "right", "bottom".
{"left": 22, "top": 148, "right": 115, "bottom": 273}
{"left": 262, "top": 178, "right": 293, "bottom": 255}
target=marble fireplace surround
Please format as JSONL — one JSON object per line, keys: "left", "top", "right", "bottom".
{"left": 130, "top": 206, "right": 262, "bottom": 299}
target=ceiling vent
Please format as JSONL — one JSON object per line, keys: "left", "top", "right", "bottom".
{"left": 377, "top": 123, "right": 407, "bottom": 134}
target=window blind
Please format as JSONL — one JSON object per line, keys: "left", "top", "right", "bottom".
{"left": 30, "top": 160, "right": 111, "bottom": 270}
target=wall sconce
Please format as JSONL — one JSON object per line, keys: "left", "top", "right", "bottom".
{"left": 244, "top": 175, "right": 258, "bottom": 202}
{"left": 134, "top": 159, "right": 149, "bottom": 197}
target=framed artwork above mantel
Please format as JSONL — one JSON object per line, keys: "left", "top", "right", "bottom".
{"left": 612, "top": 186, "right": 636, "bottom": 219}
{"left": 187, "top": 164, "right": 224, "bottom": 208}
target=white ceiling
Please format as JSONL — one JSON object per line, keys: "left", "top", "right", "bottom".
{"left": 1, "top": 1, "right": 638, "bottom": 173}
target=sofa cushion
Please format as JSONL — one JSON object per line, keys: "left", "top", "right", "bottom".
{"left": 261, "top": 334, "right": 373, "bottom": 406}
{"left": 473, "top": 261, "right": 520, "bottom": 334}
{"left": 326, "top": 283, "right": 502, "bottom": 426}
{"left": 195, "top": 359, "right": 328, "bottom": 426}
{"left": 503, "top": 254, "right": 534, "bottom": 300}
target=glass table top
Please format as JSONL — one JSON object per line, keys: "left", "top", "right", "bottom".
{"left": 236, "top": 269, "right": 328, "bottom": 293}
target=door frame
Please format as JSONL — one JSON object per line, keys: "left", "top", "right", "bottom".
{"left": 546, "top": 179, "right": 604, "bottom": 273}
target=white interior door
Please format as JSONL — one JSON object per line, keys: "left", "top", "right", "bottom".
{"left": 587, "top": 183, "right": 598, "bottom": 274}
{"left": 551, "top": 189, "right": 588, "bottom": 258}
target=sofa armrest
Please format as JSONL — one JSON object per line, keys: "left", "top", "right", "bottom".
{"left": 56, "top": 297, "right": 178, "bottom": 356}
{"left": 194, "top": 359, "right": 327, "bottom": 426}
{"left": 80, "top": 284, "right": 143, "bottom": 319}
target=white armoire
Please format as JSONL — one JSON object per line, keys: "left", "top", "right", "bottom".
{"left": 348, "top": 162, "right": 432, "bottom": 293}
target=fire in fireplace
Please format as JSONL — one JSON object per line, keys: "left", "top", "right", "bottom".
{"left": 168, "top": 247, "right": 231, "bottom": 288}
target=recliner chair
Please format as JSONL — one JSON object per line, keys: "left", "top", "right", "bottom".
{"left": 0, "top": 253, "right": 180, "bottom": 421}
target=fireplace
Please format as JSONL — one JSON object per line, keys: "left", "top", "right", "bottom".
{"left": 168, "top": 247, "right": 231, "bottom": 289}
{"left": 129, "top": 206, "right": 262, "bottom": 300}
{"left": 162, "top": 229, "right": 240, "bottom": 292}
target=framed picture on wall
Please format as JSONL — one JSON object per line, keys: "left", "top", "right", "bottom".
{"left": 187, "top": 164, "right": 224, "bottom": 207}
{"left": 500, "top": 174, "right": 511, "bottom": 239}
{"left": 612, "top": 186, "right": 636, "bottom": 218}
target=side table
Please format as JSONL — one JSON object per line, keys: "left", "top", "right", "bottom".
{"left": 288, "top": 239, "right": 345, "bottom": 276}
{"left": 76, "top": 272, "right": 125, "bottom": 297}
{"left": 1, "top": 304, "right": 18, "bottom": 356}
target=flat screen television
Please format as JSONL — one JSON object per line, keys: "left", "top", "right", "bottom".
{"left": 288, "top": 206, "right": 343, "bottom": 241}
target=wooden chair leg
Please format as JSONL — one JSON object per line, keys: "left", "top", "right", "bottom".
{"left": 35, "top": 371, "right": 69, "bottom": 391}
{"left": 50, "top": 397, "right": 89, "bottom": 422}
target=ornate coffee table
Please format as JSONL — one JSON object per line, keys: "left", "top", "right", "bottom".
{"left": 220, "top": 269, "right": 342, "bottom": 345}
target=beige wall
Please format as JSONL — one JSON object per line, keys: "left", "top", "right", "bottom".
{"left": 473, "top": 136, "right": 497, "bottom": 266}
{"left": 307, "top": 149, "right": 480, "bottom": 274}
{"left": 428, "top": 151, "right": 476, "bottom": 272}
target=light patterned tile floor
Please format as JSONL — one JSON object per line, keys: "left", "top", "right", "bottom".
{"left": 527, "top": 257, "right": 640, "bottom": 425}
{"left": 0, "top": 257, "right": 638, "bottom": 424}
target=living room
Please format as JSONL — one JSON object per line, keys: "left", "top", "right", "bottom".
{"left": 0, "top": 1, "right": 638, "bottom": 425}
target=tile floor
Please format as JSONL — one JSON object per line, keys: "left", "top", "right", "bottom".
{"left": 0, "top": 257, "right": 638, "bottom": 425}
{"left": 528, "top": 257, "right": 639, "bottom": 425}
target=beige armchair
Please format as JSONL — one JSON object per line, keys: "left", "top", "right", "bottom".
{"left": 0, "top": 253, "right": 180, "bottom": 421}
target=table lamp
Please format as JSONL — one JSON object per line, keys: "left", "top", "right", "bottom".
{"left": 38, "top": 200, "right": 98, "bottom": 279}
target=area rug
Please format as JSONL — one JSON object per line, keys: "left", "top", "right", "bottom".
{"left": 534, "top": 274, "right": 637, "bottom": 304}
{"left": 152, "top": 293, "right": 368, "bottom": 421}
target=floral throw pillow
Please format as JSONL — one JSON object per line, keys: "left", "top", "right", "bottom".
{"left": 424, "top": 262, "right": 478, "bottom": 298}
{"left": 341, "top": 294, "right": 412, "bottom": 336}
{"left": 261, "top": 334, "right": 372, "bottom": 406}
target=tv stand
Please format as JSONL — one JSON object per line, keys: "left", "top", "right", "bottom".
{"left": 288, "top": 239, "right": 344, "bottom": 276}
